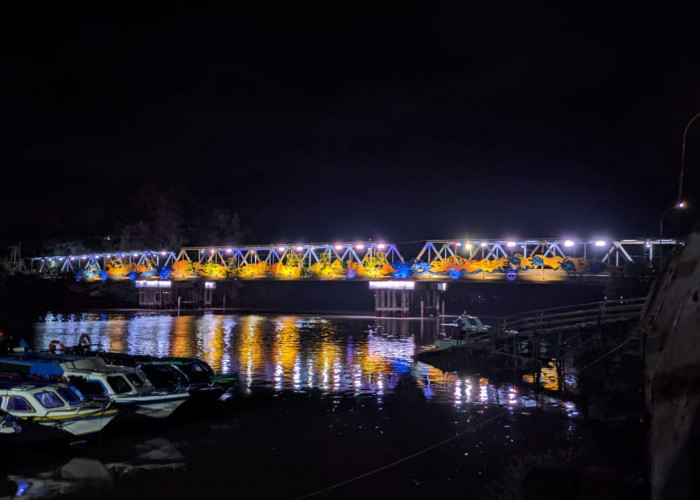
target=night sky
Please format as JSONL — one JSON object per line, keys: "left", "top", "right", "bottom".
{"left": 3, "top": 2, "right": 700, "bottom": 250}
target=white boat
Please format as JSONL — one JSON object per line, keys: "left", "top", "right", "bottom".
{"left": 435, "top": 314, "right": 491, "bottom": 350}
{"left": 0, "top": 379, "right": 118, "bottom": 443}
{"left": 62, "top": 364, "right": 191, "bottom": 420}
{"left": 0, "top": 350, "right": 190, "bottom": 420}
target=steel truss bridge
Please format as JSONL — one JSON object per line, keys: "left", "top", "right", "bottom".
{"left": 15, "top": 237, "right": 677, "bottom": 284}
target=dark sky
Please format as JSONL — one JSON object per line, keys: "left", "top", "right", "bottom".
{"left": 2, "top": 2, "right": 700, "bottom": 248}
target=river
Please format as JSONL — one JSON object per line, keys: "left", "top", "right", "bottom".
{"left": 1, "top": 311, "right": 584, "bottom": 499}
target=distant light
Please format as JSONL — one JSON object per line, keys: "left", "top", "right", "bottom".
{"left": 377, "top": 243, "right": 386, "bottom": 249}
{"left": 369, "top": 281, "right": 415, "bottom": 290}
{"left": 356, "top": 244, "right": 365, "bottom": 250}
{"left": 564, "top": 240, "right": 575, "bottom": 247}
{"left": 227, "top": 248, "right": 233, "bottom": 253}
{"left": 335, "top": 244, "right": 343, "bottom": 250}
{"left": 595, "top": 240, "right": 606, "bottom": 247}
{"left": 677, "top": 201, "right": 686, "bottom": 209}
{"left": 59, "top": 257, "right": 64, "bottom": 261}
{"left": 645, "top": 241, "right": 651, "bottom": 248}
{"left": 209, "top": 249, "right": 215, "bottom": 254}
{"left": 455, "top": 242, "right": 462, "bottom": 247}
{"left": 278, "top": 247, "right": 285, "bottom": 252}
{"left": 465, "top": 243, "right": 473, "bottom": 249}
{"left": 161, "top": 251, "right": 167, "bottom": 255}
{"left": 506, "top": 241, "right": 516, "bottom": 247}
{"left": 204, "top": 282, "right": 216, "bottom": 289}
{"left": 296, "top": 246, "right": 303, "bottom": 252}
{"left": 480, "top": 242, "right": 487, "bottom": 247}
{"left": 105, "top": 254, "right": 111, "bottom": 258}
{"left": 132, "top": 253, "right": 138, "bottom": 257}
{"left": 135, "top": 280, "right": 171, "bottom": 288}
{"left": 82, "top": 255, "right": 87, "bottom": 259}
{"left": 70, "top": 257, "right": 75, "bottom": 261}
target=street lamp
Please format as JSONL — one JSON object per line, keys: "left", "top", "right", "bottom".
{"left": 659, "top": 201, "right": 686, "bottom": 262}
{"left": 678, "top": 112, "right": 700, "bottom": 204}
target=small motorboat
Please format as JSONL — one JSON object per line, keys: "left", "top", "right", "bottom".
{"left": 95, "top": 351, "right": 238, "bottom": 399}
{"left": 0, "top": 379, "right": 118, "bottom": 444}
{"left": 0, "top": 350, "right": 190, "bottom": 420}
{"left": 47, "top": 335, "right": 238, "bottom": 401}
{"left": 435, "top": 314, "right": 491, "bottom": 350}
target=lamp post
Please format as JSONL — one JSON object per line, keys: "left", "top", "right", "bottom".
{"left": 675, "top": 112, "right": 700, "bottom": 240}
{"left": 677, "top": 112, "right": 700, "bottom": 204}
{"left": 659, "top": 201, "right": 686, "bottom": 263}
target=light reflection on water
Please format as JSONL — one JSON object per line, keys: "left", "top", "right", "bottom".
{"left": 30, "top": 311, "right": 576, "bottom": 413}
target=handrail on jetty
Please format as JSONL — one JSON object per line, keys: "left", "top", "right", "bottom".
{"left": 492, "top": 297, "right": 646, "bottom": 337}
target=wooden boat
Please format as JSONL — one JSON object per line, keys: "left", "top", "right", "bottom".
{"left": 0, "top": 379, "right": 118, "bottom": 444}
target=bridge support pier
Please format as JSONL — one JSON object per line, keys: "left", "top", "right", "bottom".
{"left": 372, "top": 282, "right": 446, "bottom": 317}
{"left": 374, "top": 289, "right": 411, "bottom": 317}
{"left": 137, "top": 281, "right": 213, "bottom": 310}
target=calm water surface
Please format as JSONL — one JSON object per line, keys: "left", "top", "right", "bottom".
{"left": 27, "top": 311, "right": 575, "bottom": 412}
{"left": 1, "top": 311, "right": 582, "bottom": 499}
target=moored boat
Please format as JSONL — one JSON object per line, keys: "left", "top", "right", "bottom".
{"left": 0, "top": 379, "right": 118, "bottom": 444}
{"left": 0, "top": 351, "right": 190, "bottom": 420}
{"left": 434, "top": 314, "right": 491, "bottom": 351}
{"left": 95, "top": 351, "right": 238, "bottom": 400}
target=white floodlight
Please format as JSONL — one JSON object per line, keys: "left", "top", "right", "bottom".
{"left": 595, "top": 240, "right": 606, "bottom": 247}
{"left": 564, "top": 240, "right": 575, "bottom": 247}
{"left": 506, "top": 241, "right": 516, "bottom": 247}
{"left": 368, "top": 281, "right": 415, "bottom": 290}
{"left": 377, "top": 243, "right": 385, "bottom": 249}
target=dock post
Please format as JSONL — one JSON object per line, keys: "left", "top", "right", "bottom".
{"left": 177, "top": 296, "right": 181, "bottom": 315}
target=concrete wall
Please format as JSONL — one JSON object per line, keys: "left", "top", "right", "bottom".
{"left": 643, "top": 230, "right": 700, "bottom": 499}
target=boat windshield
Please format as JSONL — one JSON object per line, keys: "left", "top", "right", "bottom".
{"left": 7, "top": 396, "right": 34, "bottom": 412}
{"left": 178, "top": 362, "right": 212, "bottom": 383}
{"left": 140, "top": 364, "right": 182, "bottom": 389}
{"left": 33, "top": 391, "right": 65, "bottom": 409}
{"left": 57, "top": 386, "right": 83, "bottom": 405}
{"left": 106, "top": 375, "right": 134, "bottom": 394}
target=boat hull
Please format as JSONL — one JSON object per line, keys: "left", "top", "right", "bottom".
{"left": 114, "top": 392, "right": 190, "bottom": 420}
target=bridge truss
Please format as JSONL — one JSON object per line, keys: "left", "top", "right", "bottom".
{"left": 14, "top": 238, "right": 676, "bottom": 283}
